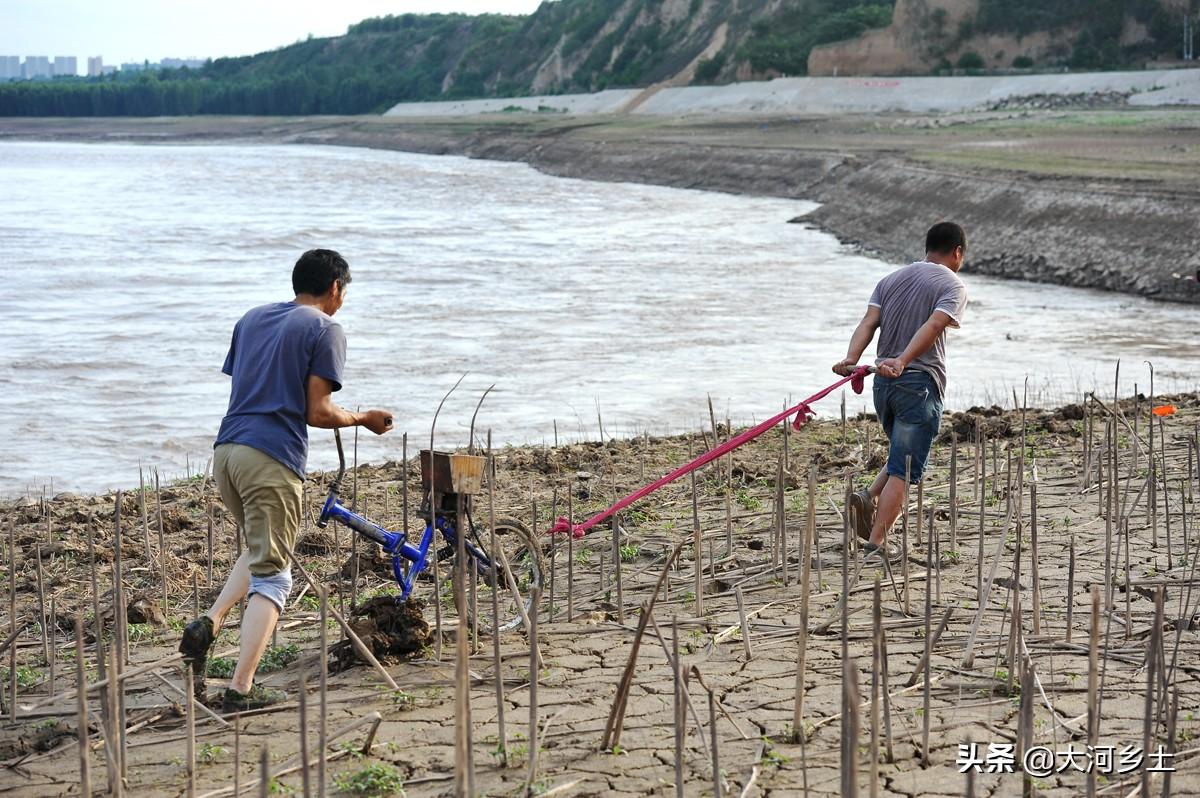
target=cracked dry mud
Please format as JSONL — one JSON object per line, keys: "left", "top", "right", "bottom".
{"left": 2, "top": 390, "right": 1199, "bottom": 796}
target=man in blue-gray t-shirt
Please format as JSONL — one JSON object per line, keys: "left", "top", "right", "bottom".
{"left": 180, "top": 249, "right": 393, "bottom": 711}
{"left": 833, "top": 222, "right": 968, "bottom": 563}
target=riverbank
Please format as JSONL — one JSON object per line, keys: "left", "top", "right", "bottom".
{"left": 3, "top": 109, "right": 1199, "bottom": 303}
{"left": 3, "top": 394, "right": 1198, "bottom": 795}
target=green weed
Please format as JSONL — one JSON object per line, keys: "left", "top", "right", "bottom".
{"left": 127, "top": 623, "right": 157, "bottom": 644}
{"left": 1, "top": 665, "right": 43, "bottom": 689}
{"left": 206, "top": 658, "right": 235, "bottom": 679}
{"left": 332, "top": 763, "right": 405, "bottom": 796}
{"left": 197, "top": 742, "right": 226, "bottom": 764}
{"left": 268, "top": 777, "right": 296, "bottom": 795}
{"left": 259, "top": 644, "right": 301, "bottom": 672}
{"left": 761, "top": 736, "right": 788, "bottom": 768}
{"left": 335, "top": 740, "right": 366, "bottom": 760}
{"left": 207, "top": 643, "right": 299, "bottom": 679}
{"left": 388, "top": 690, "right": 416, "bottom": 711}
{"left": 736, "top": 490, "right": 762, "bottom": 511}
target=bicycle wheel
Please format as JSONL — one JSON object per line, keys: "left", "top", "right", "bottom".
{"left": 455, "top": 515, "right": 544, "bottom": 635}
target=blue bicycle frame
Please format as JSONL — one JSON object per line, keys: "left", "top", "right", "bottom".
{"left": 316, "top": 430, "right": 492, "bottom": 599}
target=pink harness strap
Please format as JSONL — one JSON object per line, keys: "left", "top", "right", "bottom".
{"left": 548, "top": 367, "right": 871, "bottom": 538}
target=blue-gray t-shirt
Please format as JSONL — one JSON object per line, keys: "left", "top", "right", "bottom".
{"left": 215, "top": 302, "right": 346, "bottom": 478}
{"left": 868, "top": 261, "right": 967, "bottom": 399}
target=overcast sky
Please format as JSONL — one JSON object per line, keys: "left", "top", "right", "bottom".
{"left": 3, "top": 0, "right": 545, "bottom": 71}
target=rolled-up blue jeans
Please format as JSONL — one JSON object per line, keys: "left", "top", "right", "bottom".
{"left": 873, "top": 369, "right": 943, "bottom": 483}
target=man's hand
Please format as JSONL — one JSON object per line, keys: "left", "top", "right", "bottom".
{"left": 306, "top": 376, "right": 394, "bottom": 433}
{"left": 832, "top": 358, "right": 858, "bottom": 377}
{"left": 835, "top": 307, "right": 881, "bottom": 379}
{"left": 876, "top": 358, "right": 906, "bottom": 379}
{"left": 358, "top": 409, "right": 394, "bottom": 435}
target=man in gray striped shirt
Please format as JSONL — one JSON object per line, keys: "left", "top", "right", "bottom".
{"left": 833, "top": 222, "right": 968, "bottom": 561}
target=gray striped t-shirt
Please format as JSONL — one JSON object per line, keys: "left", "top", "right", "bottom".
{"left": 868, "top": 261, "right": 967, "bottom": 398}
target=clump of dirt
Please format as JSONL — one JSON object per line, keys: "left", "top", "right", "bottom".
{"left": 0, "top": 719, "right": 73, "bottom": 760}
{"left": 296, "top": 529, "right": 337, "bottom": 555}
{"left": 338, "top": 551, "right": 394, "bottom": 580}
{"left": 340, "top": 597, "right": 431, "bottom": 665}
{"left": 939, "top": 400, "right": 1095, "bottom": 443}
{"left": 127, "top": 594, "right": 167, "bottom": 627}
{"left": 157, "top": 506, "right": 196, "bottom": 535}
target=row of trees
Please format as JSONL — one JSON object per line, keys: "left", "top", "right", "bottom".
{"left": 0, "top": 72, "right": 423, "bottom": 116}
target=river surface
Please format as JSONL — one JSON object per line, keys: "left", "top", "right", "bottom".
{"left": 3, "top": 141, "right": 1197, "bottom": 496}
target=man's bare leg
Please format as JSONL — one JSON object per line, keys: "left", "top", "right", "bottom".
{"left": 229, "top": 594, "right": 280, "bottom": 694}
{"left": 869, "top": 475, "right": 908, "bottom": 547}
{"left": 867, "top": 467, "right": 889, "bottom": 502}
{"left": 203, "top": 551, "right": 252, "bottom": 635}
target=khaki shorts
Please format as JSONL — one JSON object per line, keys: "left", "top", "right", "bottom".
{"left": 214, "top": 443, "right": 302, "bottom": 578}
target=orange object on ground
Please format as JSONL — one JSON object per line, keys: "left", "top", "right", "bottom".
{"left": 1153, "top": 405, "right": 1177, "bottom": 417}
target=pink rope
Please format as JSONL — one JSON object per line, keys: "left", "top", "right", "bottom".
{"left": 548, "top": 366, "right": 872, "bottom": 538}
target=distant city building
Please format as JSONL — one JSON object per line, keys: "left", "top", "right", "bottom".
{"left": 0, "top": 54, "right": 210, "bottom": 79}
{"left": 53, "top": 56, "right": 77, "bottom": 77}
{"left": 161, "top": 57, "right": 205, "bottom": 70}
{"left": 22, "top": 56, "right": 51, "bottom": 79}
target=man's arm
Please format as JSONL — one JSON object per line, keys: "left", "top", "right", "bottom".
{"left": 832, "top": 306, "right": 882, "bottom": 376}
{"left": 876, "top": 310, "right": 955, "bottom": 378}
{"left": 306, "top": 375, "right": 393, "bottom": 435}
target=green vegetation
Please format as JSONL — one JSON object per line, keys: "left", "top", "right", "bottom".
{"left": 206, "top": 657, "right": 236, "bottom": 679}
{"left": 738, "top": 1, "right": 897, "bottom": 76}
{"left": 388, "top": 689, "right": 417, "bottom": 711}
{"left": 332, "top": 763, "right": 406, "bottom": 796}
{"left": 127, "top": 623, "right": 157, "bottom": 644}
{"left": 956, "top": 51, "right": 985, "bottom": 70}
{"left": 761, "top": 735, "right": 790, "bottom": 767}
{"left": 335, "top": 740, "right": 367, "bottom": 760}
{"left": 694, "top": 52, "right": 727, "bottom": 83}
{"left": 268, "top": 778, "right": 296, "bottom": 795}
{"left": 197, "top": 742, "right": 226, "bottom": 764}
{"left": 1, "top": 664, "right": 43, "bottom": 689}
{"left": 974, "top": 0, "right": 1186, "bottom": 70}
{"left": 207, "top": 643, "right": 299, "bottom": 679}
{"left": 735, "top": 489, "right": 762, "bottom": 511}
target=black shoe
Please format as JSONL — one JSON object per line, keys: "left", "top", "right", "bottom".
{"left": 179, "top": 616, "right": 215, "bottom": 701}
{"left": 862, "top": 540, "right": 902, "bottom": 565}
{"left": 222, "top": 684, "right": 288, "bottom": 713}
{"left": 848, "top": 489, "right": 875, "bottom": 542}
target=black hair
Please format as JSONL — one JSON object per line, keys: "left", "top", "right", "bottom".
{"left": 925, "top": 222, "right": 967, "bottom": 256}
{"left": 292, "top": 249, "right": 351, "bottom": 296}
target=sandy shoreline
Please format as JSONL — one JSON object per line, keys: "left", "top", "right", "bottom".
{"left": 3, "top": 110, "right": 1199, "bottom": 304}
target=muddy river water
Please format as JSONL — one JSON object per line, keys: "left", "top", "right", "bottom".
{"left": 3, "top": 141, "right": 1197, "bottom": 495}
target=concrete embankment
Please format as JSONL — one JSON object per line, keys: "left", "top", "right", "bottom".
{"left": 385, "top": 68, "right": 1200, "bottom": 117}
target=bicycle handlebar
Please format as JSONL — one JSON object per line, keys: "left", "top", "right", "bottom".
{"left": 332, "top": 428, "right": 347, "bottom": 491}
